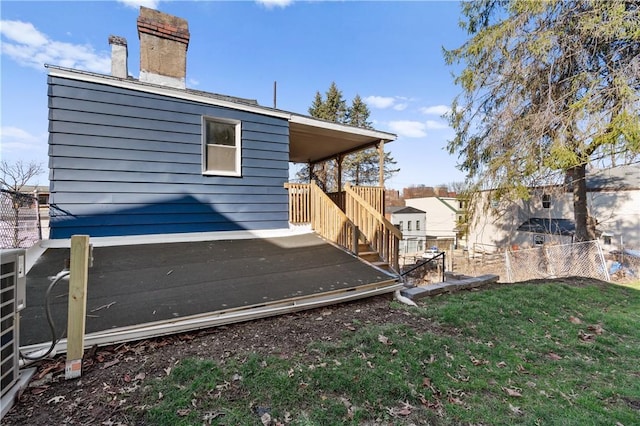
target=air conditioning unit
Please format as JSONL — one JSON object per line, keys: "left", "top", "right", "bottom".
{"left": 1, "top": 249, "right": 26, "bottom": 399}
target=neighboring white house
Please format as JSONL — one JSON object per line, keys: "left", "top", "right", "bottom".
{"left": 405, "top": 196, "right": 465, "bottom": 247}
{"left": 467, "top": 164, "right": 640, "bottom": 253}
{"left": 390, "top": 206, "right": 426, "bottom": 257}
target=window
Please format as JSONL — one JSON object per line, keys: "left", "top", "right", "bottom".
{"left": 408, "top": 221, "right": 412, "bottom": 231}
{"left": 542, "top": 194, "right": 551, "bottom": 209}
{"left": 416, "top": 220, "right": 420, "bottom": 231}
{"left": 533, "top": 234, "right": 545, "bottom": 245}
{"left": 399, "top": 221, "right": 403, "bottom": 231}
{"left": 202, "top": 116, "right": 241, "bottom": 176}
{"left": 603, "top": 235, "right": 612, "bottom": 245}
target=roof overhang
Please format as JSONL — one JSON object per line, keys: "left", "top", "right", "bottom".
{"left": 288, "top": 115, "right": 396, "bottom": 164}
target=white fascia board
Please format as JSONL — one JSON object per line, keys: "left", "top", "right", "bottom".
{"left": 48, "top": 67, "right": 291, "bottom": 120}
{"left": 289, "top": 114, "right": 397, "bottom": 142}
{"left": 41, "top": 227, "right": 312, "bottom": 248}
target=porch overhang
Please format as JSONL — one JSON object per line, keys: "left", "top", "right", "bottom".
{"left": 288, "top": 115, "right": 397, "bottom": 164}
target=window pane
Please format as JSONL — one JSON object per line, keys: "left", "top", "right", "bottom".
{"left": 206, "top": 121, "right": 236, "bottom": 147}
{"left": 207, "top": 145, "right": 236, "bottom": 172}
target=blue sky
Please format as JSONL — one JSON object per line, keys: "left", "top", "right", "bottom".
{"left": 1, "top": 0, "right": 468, "bottom": 191}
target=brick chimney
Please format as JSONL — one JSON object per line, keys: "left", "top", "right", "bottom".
{"left": 108, "top": 35, "right": 128, "bottom": 79}
{"left": 137, "top": 7, "right": 190, "bottom": 89}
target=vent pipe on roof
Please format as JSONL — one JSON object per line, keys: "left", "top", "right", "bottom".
{"left": 137, "top": 7, "right": 190, "bottom": 89}
{"left": 108, "top": 35, "right": 128, "bottom": 79}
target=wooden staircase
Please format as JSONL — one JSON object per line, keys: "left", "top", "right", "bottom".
{"left": 357, "top": 243, "right": 392, "bottom": 272}
{"left": 285, "top": 182, "right": 402, "bottom": 274}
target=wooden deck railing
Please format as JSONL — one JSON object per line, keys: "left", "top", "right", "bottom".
{"left": 344, "top": 183, "right": 402, "bottom": 272}
{"left": 350, "top": 186, "right": 384, "bottom": 215}
{"left": 284, "top": 183, "right": 311, "bottom": 224}
{"left": 285, "top": 182, "right": 358, "bottom": 254}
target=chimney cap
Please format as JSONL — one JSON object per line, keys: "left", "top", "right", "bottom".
{"left": 137, "top": 6, "right": 190, "bottom": 46}
{"left": 108, "top": 35, "right": 128, "bottom": 46}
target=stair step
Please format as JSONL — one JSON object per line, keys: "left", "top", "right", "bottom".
{"left": 359, "top": 251, "right": 380, "bottom": 261}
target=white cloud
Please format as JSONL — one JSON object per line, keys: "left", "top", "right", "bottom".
{"left": 420, "top": 105, "right": 451, "bottom": 116}
{"left": 188, "top": 78, "right": 200, "bottom": 87}
{"left": 0, "top": 20, "right": 110, "bottom": 73}
{"left": 425, "top": 120, "right": 449, "bottom": 130}
{"left": 256, "top": 0, "right": 294, "bottom": 9}
{"left": 0, "top": 126, "right": 47, "bottom": 153}
{"left": 387, "top": 121, "right": 427, "bottom": 138}
{"left": 117, "top": 0, "right": 160, "bottom": 9}
{"left": 364, "top": 95, "right": 396, "bottom": 109}
{"left": 393, "top": 103, "right": 408, "bottom": 111}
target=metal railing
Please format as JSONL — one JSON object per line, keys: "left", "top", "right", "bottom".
{"left": 400, "top": 252, "right": 446, "bottom": 284}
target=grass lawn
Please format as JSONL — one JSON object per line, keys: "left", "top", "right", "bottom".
{"left": 136, "top": 281, "right": 640, "bottom": 425}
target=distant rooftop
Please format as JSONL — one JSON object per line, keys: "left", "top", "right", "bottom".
{"left": 587, "top": 163, "right": 640, "bottom": 191}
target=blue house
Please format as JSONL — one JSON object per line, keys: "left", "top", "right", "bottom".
{"left": 47, "top": 7, "right": 397, "bottom": 243}
{"left": 20, "top": 7, "right": 404, "bottom": 351}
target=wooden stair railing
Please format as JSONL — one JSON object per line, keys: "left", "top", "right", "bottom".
{"left": 344, "top": 183, "right": 403, "bottom": 273}
{"left": 285, "top": 182, "right": 358, "bottom": 254}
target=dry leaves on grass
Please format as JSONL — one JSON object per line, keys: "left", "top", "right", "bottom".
{"left": 547, "top": 352, "right": 562, "bottom": 361}
{"left": 503, "top": 387, "right": 522, "bottom": 397}
{"left": 569, "top": 316, "right": 582, "bottom": 324}
{"left": 378, "top": 334, "right": 392, "bottom": 345}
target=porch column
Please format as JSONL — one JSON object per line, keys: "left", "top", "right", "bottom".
{"left": 336, "top": 155, "right": 343, "bottom": 191}
{"left": 378, "top": 140, "right": 385, "bottom": 187}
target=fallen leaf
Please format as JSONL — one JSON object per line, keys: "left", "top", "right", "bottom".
{"left": 587, "top": 324, "right": 604, "bottom": 335}
{"left": 47, "top": 395, "right": 65, "bottom": 404}
{"left": 367, "top": 361, "right": 375, "bottom": 369}
{"left": 569, "top": 316, "right": 582, "bottom": 324}
{"left": 423, "top": 377, "right": 432, "bottom": 387}
{"left": 448, "top": 396, "right": 464, "bottom": 405}
{"left": 391, "top": 348, "right": 398, "bottom": 356}
{"left": 30, "top": 387, "right": 49, "bottom": 395}
{"left": 134, "top": 372, "right": 146, "bottom": 381}
{"left": 547, "top": 352, "right": 562, "bottom": 360}
{"left": 123, "top": 373, "right": 131, "bottom": 383}
{"left": 508, "top": 403, "right": 523, "bottom": 415}
{"left": 378, "top": 334, "right": 392, "bottom": 345}
{"left": 101, "top": 359, "right": 120, "bottom": 369}
{"left": 497, "top": 361, "right": 507, "bottom": 368}
{"left": 177, "top": 408, "right": 190, "bottom": 417}
{"left": 260, "top": 413, "right": 271, "bottom": 426}
{"left": 503, "top": 387, "right": 522, "bottom": 397}
{"left": 470, "top": 356, "right": 488, "bottom": 366}
{"left": 579, "top": 330, "right": 595, "bottom": 342}
{"left": 425, "top": 354, "right": 436, "bottom": 364}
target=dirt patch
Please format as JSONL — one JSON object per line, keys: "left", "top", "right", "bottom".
{"left": 3, "top": 294, "right": 445, "bottom": 425}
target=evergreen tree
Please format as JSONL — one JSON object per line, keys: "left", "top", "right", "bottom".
{"left": 445, "top": 0, "right": 639, "bottom": 241}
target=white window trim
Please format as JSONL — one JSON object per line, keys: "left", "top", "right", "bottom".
{"left": 202, "top": 116, "right": 242, "bottom": 177}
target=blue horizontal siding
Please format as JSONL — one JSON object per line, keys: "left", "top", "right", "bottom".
{"left": 48, "top": 75, "right": 290, "bottom": 238}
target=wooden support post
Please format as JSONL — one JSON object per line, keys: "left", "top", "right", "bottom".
{"left": 66, "top": 235, "right": 90, "bottom": 380}
{"left": 337, "top": 155, "right": 343, "bottom": 192}
{"left": 378, "top": 140, "right": 385, "bottom": 188}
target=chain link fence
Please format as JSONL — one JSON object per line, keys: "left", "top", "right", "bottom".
{"left": 505, "top": 241, "right": 609, "bottom": 283}
{"left": 0, "top": 189, "right": 41, "bottom": 249}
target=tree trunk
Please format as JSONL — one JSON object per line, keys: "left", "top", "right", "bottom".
{"left": 570, "top": 164, "right": 595, "bottom": 242}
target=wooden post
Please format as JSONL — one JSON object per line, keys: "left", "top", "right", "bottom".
{"left": 66, "top": 235, "right": 90, "bottom": 380}
{"left": 378, "top": 140, "right": 385, "bottom": 188}
{"left": 337, "top": 155, "right": 343, "bottom": 192}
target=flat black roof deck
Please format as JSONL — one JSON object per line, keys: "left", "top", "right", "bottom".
{"left": 21, "top": 233, "right": 398, "bottom": 347}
